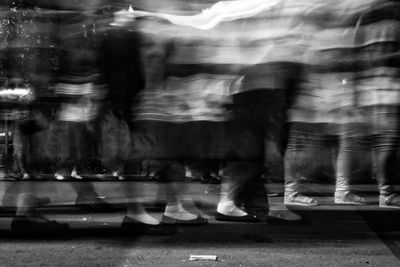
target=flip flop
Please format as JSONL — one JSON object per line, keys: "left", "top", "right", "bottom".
{"left": 284, "top": 193, "right": 319, "bottom": 206}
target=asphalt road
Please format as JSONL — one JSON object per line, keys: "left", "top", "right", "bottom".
{"left": 0, "top": 207, "right": 400, "bottom": 266}
{"left": 0, "top": 181, "right": 400, "bottom": 266}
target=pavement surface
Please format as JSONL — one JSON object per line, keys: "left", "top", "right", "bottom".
{"left": 0, "top": 181, "right": 400, "bottom": 266}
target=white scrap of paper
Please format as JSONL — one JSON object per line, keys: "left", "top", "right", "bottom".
{"left": 189, "top": 255, "right": 218, "bottom": 261}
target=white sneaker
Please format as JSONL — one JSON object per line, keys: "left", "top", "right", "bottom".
{"left": 217, "top": 201, "right": 248, "bottom": 217}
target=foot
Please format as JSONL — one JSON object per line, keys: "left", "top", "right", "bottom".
{"left": 334, "top": 191, "right": 367, "bottom": 205}
{"left": 128, "top": 212, "right": 160, "bottom": 225}
{"left": 112, "top": 171, "right": 125, "bottom": 180}
{"left": 71, "top": 168, "right": 82, "bottom": 180}
{"left": 54, "top": 173, "right": 65, "bottom": 181}
{"left": 215, "top": 201, "right": 258, "bottom": 222}
{"left": 22, "top": 172, "right": 44, "bottom": 180}
{"left": 379, "top": 194, "right": 400, "bottom": 209}
{"left": 163, "top": 209, "right": 199, "bottom": 222}
{"left": 284, "top": 192, "right": 319, "bottom": 206}
{"left": 163, "top": 202, "right": 203, "bottom": 223}
{"left": 216, "top": 200, "right": 258, "bottom": 222}
{"left": 217, "top": 200, "right": 248, "bottom": 217}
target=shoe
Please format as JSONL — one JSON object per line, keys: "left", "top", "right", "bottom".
{"left": 215, "top": 212, "right": 259, "bottom": 222}
{"left": 379, "top": 194, "right": 400, "bottom": 209}
{"left": 161, "top": 215, "right": 208, "bottom": 225}
{"left": 284, "top": 192, "right": 319, "bottom": 206}
{"left": 112, "top": 171, "right": 125, "bottom": 180}
{"left": 71, "top": 168, "right": 83, "bottom": 180}
{"left": 22, "top": 173, "right": 30, "bottom": 180}
{"left": 334, "top": 191, "right": 367, "bottom": 205}
{"left": 121, "top": 216, "right": 176, "bottom": 235}
{"left": 23, "top": 172, "right": 44, "bottom": 180}
{"left": 54, "top": 173, "right": 66, "bottom": 181}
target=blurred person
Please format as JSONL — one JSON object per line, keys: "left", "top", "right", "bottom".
{"left": 126, "top": 0, "right": 307, "bottom": 222}
{"left": 100, "top": 8, "right": 179, "bottom": 233}
{"left": 283, "top": 2, "right": 364, "bottom": 206}
{"left": 1, "top": 2, "right": 69, "bottom": 232}
{"left": 339, "top": 0, "right": 400, "bottom": 208}
{"left": 212, "top": 1, "right": 306, "bottom": 221}
{"left": 48, "top": 8, "right": 103, "bottom": 181}
{"left": 283, "top": 0, "right": 400, "bottom": 207}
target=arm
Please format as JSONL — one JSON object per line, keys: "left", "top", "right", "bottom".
{"left": 114, "top": 0, "right": 280, "bottom": 30}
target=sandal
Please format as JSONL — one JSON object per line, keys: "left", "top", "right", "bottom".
{"left": 284, "top": 193, "right": 319, "bottom": 206}
{"left": 379, "top": 194, "right": 400, "bottom": 209}
{"left": 334, "top": 191, "right": 367, "bottom": 205}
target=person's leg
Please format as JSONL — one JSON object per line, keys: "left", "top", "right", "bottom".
{"left": 122, "top": 161, "right": 176, "bottom": 234}
{"left": 11, "top": 130, "right": 68, "bottom": 232}
{"left": 12, "top": 122, "right": 28, "bottom": 179}
{"left": 373, "top": 133, "right": 400, "bottom": 208}
{"left": 215, "top": 160, "right": 259, "bottom": 221}
{"left": 70, "top": 122, "right": 89, "bottom": 179}
{"left": 231, "top": 160, "right": 271, "bottom": 220}
{"left": 284, "top": 123, "right": 319, "bottom": 206}
{"left": 368, "top": 108, "right": 400, "bottom": 208}
{"left": 162, "top": 160, "right": 206, "bottom": 224}
{"left": 334, "top": 128, "right": 368, "bottom": 204}
{"left": 216, "top": 91, "right": 266, "bottom": 219}
{"left": 53, "top": 121, "right": 74, "bottom": 180}
{"left": 125, "top": 159, "right": 162, "bottom": 225}
{"left": 13, "top": 113, "right": 51, "bottom": 213}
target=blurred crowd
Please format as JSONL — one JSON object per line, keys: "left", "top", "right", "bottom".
{"left": 1, "top": 0, "right": 400, "bottom": 232}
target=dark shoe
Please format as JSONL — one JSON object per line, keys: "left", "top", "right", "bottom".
{"left": 121, "top": 216, "right": 176, "bottom": 235}
{"left": 215, "top": 212, "right": 259, "bottom": 222}
{"left": 11, "top": 216, "right": 70, "bottom": 236}
{"left": 161, "top": 215, "right": 208, "bottom": 225}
